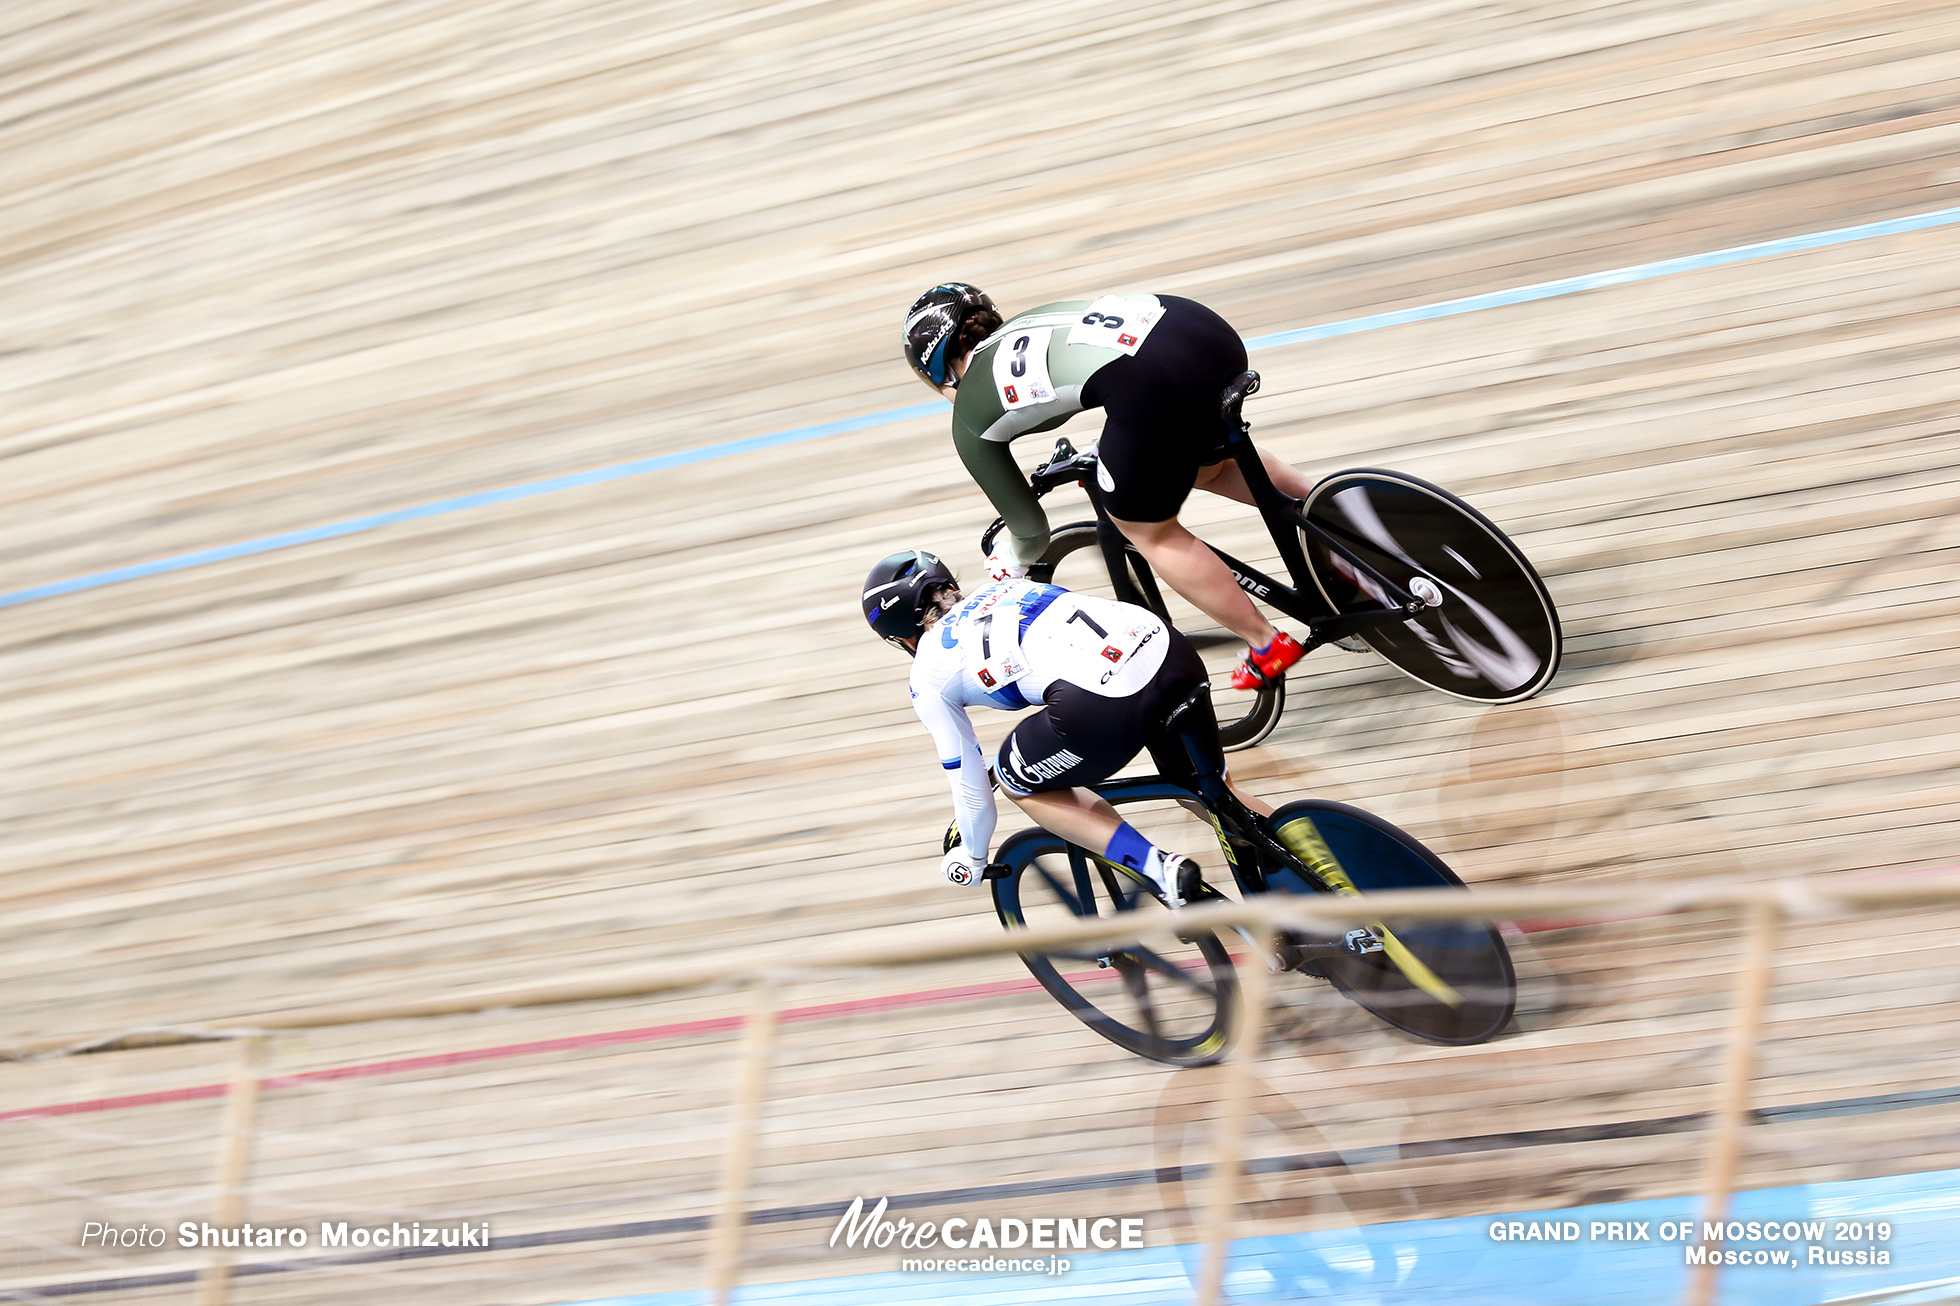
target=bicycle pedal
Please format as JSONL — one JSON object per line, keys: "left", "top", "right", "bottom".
{"left": 1344, "top": 928, "right": 1385, "bottom": 955}
{"left": 1095, "top": 954, "right": 1114, "bottom": 969}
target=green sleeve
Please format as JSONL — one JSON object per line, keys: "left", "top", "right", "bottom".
{"left": 953, "top": 420, "right": 1049, "bottom": 567}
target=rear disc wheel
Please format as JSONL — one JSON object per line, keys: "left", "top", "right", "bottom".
{"left": 1263, "top": 799, "right": 1515, "bottom": 1045}
{"left": 1300, "top": 470, "right": 1561, "bottom": 704}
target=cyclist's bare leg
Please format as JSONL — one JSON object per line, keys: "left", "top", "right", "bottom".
{"left": 1008, "top": 786, "right": 1123, "bottom": 855}
{"left": 1107, "top": 514, "right": 1277, "bottom": 647}
{"left": 1192, "top": 449, "right": 1316, "bottom": 506}
{"left": 1228, "top": 776, "right": 1274, "bottom": 819}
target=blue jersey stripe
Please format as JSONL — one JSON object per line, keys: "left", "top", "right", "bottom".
{"left": 1017, "top": 585, "right": 1064, "bottom": 638}
{"left": 940, "top": 758, "right": 961, "bottom": 769}
{"left": 985, "top": 682, "right": 1031, "bottom": 710}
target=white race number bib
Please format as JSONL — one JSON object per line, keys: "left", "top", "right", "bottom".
{"left": 974, "top": 650, "right": 1032, "bottom": 691}
{"left": 992, "top": 326, "right": 1056, "bottom": 409}
{"left": 1066, "top": 294, "right": 1166, "bottom": 355}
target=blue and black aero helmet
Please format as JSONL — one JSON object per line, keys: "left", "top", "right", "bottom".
{"left": 862, "top": 549, "right": 959, "bottom": 652}
{"left": 902, "top": 283, "right": 1000, "bottom": 388}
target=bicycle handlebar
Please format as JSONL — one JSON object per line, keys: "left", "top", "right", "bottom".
{"left": 980, "top": 375, "right": 1261, "bottom": 556}
{"left": 979, "top": 437, "right": 1094, "bottom": 557}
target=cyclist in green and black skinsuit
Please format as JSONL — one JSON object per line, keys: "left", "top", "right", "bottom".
{"left": 903, "top": 284, "right": 1318, "bottom": 692}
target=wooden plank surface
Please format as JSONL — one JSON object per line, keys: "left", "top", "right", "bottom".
{"left": 2, "top": 0, "right": 1959, "bottom": 1300}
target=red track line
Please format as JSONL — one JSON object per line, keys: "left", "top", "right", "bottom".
{"left": 1508, "top": 864, "right": 1960, "bottom": 934}
{"left": 14, "top": 867, "right": 1950, "bottom": 1124}
{"left": 0, "top": 975, "right": 1051, "bottom": 1122}
{"left": 0, "top": 916, "right": 1697, "bottom": 1123}
{"left": 0, "top": 1083, "right": 232, "bottom": 1120}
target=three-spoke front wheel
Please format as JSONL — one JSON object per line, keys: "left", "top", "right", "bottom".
{"left": 992, "top": 829, "right": 1237, "bottom": 1066}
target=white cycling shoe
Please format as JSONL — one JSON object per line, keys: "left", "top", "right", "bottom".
{"left": 1146, "top": 851, "right": 1204, "bottom": 910}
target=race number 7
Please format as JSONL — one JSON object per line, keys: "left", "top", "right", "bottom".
{"left": 1067, "top": 608, "right": 1109, "bottom": 639}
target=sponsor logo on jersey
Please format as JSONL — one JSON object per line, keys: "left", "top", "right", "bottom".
{"left": 957, "top": 587, "right": 1011, "bottom": 620}
{"left": 1117, "top": 333, "right": 1137, "bottom": 347}
{"left": 1005, "top": 738, "right": 1085, "bottom": 789}
{"left": 1004, "top": 385, "right": 1019, "bottom": 403}
{"left": 1099, "top": 625, "right": 1158, "bottom": 684}
{"left": 977, "top": 668, "right": 997, "bottom": 688}
{"left": 1100, "top": 645, "right": 1122, "bottom": 663}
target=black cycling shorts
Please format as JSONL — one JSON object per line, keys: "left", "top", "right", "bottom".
{"left": 1082, "top": 295, "right": 1249, "bottom": 524}
{"left": 993, "top": 628, "right": 1221, "bottom": 796}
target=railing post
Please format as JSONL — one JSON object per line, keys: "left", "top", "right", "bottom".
{"left": 1684, "top": 897, "right": 1782, "bottom": 1306}
{"left": 706, "top": 974, "right": 781, "bottom": 1305}
{"left": 1196, "top": 925, "right": 1274, "bottom": 1306}
{"left": 198, "top": 1035, "right": 268, "bottom": 1306}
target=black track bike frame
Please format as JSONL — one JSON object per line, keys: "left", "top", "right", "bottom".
{"left": 996, "top": 775, "right": 1296, "bottom": 906}
{"left": 1005, "top": 682, "right": 1315, "bottom": 906}
{"left": 1007, "top": 766, "right": 1400, "bottom": 973}
{"left": 992, "top": 371, "right": 1435, "bottom": 652}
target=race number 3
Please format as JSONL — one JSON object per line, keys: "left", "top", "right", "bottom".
{"left": 1067, "top": 294, "right": 1165, "bottom": 355}
{"left": 992, "top": 326, "right": 1056, "bottom": 408}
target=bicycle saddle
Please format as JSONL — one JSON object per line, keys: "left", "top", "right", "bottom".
{"left": 1218, "top": 370, "right": 1261, "bottom": 423}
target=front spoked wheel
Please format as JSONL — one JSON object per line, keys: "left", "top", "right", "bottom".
{"left": 993, "top": 829, "right": 1237, "bottom": 1066}
{"left": 1265, "top": 800, "right": 1515, "bottom": 1045}
{"left": 1300, "top": 470, "right": 1561, "bottom": 703}
{"left": 1035, "top": 522, "right": 1284, "bottom": 749}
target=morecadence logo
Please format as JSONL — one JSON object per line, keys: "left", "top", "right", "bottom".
{"left": 829, "top": 1195, "right": 1142, "bottom": 1273}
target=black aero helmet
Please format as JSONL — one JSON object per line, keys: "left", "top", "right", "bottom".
{"left": 902, "top": 283, "right": 999, "bottom": 388}
{"left": 862, "top": 549, "right": 959, "bottom": 652}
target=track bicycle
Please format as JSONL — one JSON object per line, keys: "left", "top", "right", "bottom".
{"left": 982, "top": 371, "right": 1562, "bottom": 748}
{"left": 986, "top": 683, "right": 1517, "bottom": 1066}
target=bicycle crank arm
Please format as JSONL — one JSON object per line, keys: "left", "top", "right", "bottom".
{"left": 1303, "top": 584, "right": 1441, "bottom": 646}
{"left": 1281, "top": 928, "right": 1385, "bottom": 966}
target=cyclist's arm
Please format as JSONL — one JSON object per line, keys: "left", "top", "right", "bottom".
{"left": 911, "top": 686, "right": 997, "bottom": 861}
{"left": 953, "top": 427, "right": 1051, "bottom": 568}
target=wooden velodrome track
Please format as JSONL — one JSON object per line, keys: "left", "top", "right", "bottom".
{"left": 3, "top": 0, "right": 1959, "bottom": 1301}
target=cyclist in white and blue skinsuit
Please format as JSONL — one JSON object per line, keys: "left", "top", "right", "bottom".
{"left": 862, "top": 548, "right": 1274, "bottom": 908}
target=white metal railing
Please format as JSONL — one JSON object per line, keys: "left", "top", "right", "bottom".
{"left": 10, "top": 873, "right": 1960, "bottom": 1306}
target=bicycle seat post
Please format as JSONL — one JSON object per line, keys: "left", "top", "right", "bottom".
{"left": 1217, "top": 369, "right": 1313, "bottom": 583}
{"left": 1160, "top": 684, "right": 1230, "bottom": 809}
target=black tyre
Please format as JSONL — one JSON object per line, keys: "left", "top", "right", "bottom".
{"left": 1035, "top": 522, "right": 1284, "bottom": 750}
{"left": 1264, "top": 799, "right": 1515, "bottom": 1045}
{"left": 1299, "top": 470, "right": 1560, "bottom": 704}
{"left": 993, "top": 828, "right": 1237, "bottom": 1066}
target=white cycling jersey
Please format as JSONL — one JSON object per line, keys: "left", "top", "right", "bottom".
{"left": 909, "top": 579, "right": 1170, "bottom": 862}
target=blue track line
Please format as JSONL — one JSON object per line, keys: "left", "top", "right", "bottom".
{"left": 0, "top": 403, "right": 950, "bottom": 610}
{"left": 558, "top": 1166, "right": 1960, "bottom": 1306}
{"left": 1240, "top": 203, "right": 1960, "bottom": 349}
{"left": 5, "top": 204, "right": 1957, "bottom": 613}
